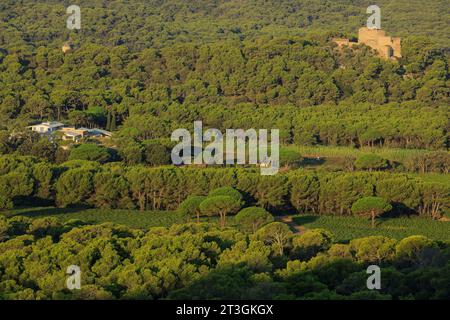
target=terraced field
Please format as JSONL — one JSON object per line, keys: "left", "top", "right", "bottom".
{"left": 293, "top": 215, "right": 450, "bottom": 242}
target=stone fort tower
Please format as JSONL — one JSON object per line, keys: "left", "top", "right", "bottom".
{"left": 358, "top": 27, "right": 401, "bottom": 59}
{"left": 333, "top": 27, "right": 401, "bottom": 60}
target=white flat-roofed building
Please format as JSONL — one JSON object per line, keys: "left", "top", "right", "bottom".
{"left": 30, "top": 121, "right": 64, "bottom": 134}
{"left": 29, "top": 122, "right": 112, "bottom": 141}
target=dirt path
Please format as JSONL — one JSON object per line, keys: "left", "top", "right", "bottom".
{"left": 276, "top": 215, "right": 307, "bottom": 234}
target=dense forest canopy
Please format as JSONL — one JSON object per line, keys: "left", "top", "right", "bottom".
{"left": 0, "top": 154, "right": 448, "bottom": 220}
{"left": 0, "top": 1, "right": 449, "bottom": 301}
{"left": 0, "top": 0, "right": 448, "bottom": 150}
{"left": 1, "top": 0, "right": 449, "bottom": 51}
{"left": 1, "top": 218, "right": 449, "bottom": 300}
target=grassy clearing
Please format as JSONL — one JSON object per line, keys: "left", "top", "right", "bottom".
{"left": 4, "top": 207, "right": 449, "bottom": 241}
{"left": 411, "top": 173, "right": 450, "bottom": 186}
{"left": 284, "top": 145, "right": 428, "bottom": 162}
{"left": 293, "top": 215, "right": 450, "bottom": 242}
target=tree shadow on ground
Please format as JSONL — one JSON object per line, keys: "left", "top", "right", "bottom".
{"left": 9, "top": 207, "right": 86, "bottom": 218}
{"left": 292, "top": 215, "right": 319, "bottom": 225}
{"left": 301, "top": 157, "right": 326, "bottom": 167}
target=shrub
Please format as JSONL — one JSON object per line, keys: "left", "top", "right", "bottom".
{"left": 69, "top": 144, "right": 114, "bottom": 163}
{"left": 395, "top": 235, "right": 435, "bottom": 265}
{"left": 235, "top": 207, "right": 274, "bottom": 232}
{"left": 292, "top": 229, "right": 334, "bottom": 260}
{"left": 349, "top": 236, "right": 397, "bottom": 264}
{"left": 208, "top": 187, "right": 243, "bottom": 203}
{"left": 253, "top": 222, "right": 293, "bottom": 256}
{"left": 280, "top": 149, "right": 303, "bottom": 167}
{"left": 354, "top": 154, "right": 388, "bottom": 171}
{"left": 143, "top": 140, "right": 171, "bottom": 166}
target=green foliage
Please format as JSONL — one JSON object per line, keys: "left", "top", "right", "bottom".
{"left": 32, "top": 162, "right": 55, "bottom": 200}
{"left": 280, "top": 149, "right": 303, "bottom": 167}
{"left": 0, "top": 1, "right": 448, "bottom": 151}
{"left": 234, "top": 207, "right": 274, "bottom": 232}
{"left": 293, "top": 215, "right": 450, "bottom": 241}
{"left": 0, "top": 155, "right": 447, "bottom": 220}
{"left": 255, "top": 175, "right": 289, "bottom": 210}
{"left": 0, "top": 196, "right": 13, "bottom": 211}
{"left": 208, "top": 187, "right": 243, "bottom": 203}
{"left": 354, "top": 154, "right": 389, "bottom": 171}
{"left": 405, "top": 151, "right": 450, "bottom": 174}
{"left": 376, "top": 177, "right": 420, "bottom": 211}
{"left": 289, "top": 172, "right": 320, "bottom": 213}
{"left": 352, "top": 196, "right": 392, "bottom": 228}
{"left": 360, "top": 129, "right": 383, "bottom": 147}
{"left": 117, "top": 139, "right": 143, "bottom": 165}
{"left": 352, "top": 197, "right": 392, "bottom": 215}
{"left": 69, "top": 144, "right": 114, "bottom": 163}
{"left": 5, "top": 207, "right": 184, "bottom": 229}
{"left": 0, "top": 131, "right": 11, "bottom": 155}
{"left": 418, "top": 182, "right": 449, "bottom": 219}
{"left": 0, "top": 216, "right": 9, "bottom": 241}
{"left": 6, "top": 205, "right": 450, "bottom": 242}
{"left": 178, "top": 196, "right": 207, "bottom": 222}
{"left": 217, "top": 241, "right": 272, "bottom": 273}
{"left": 395, "top": 235, "right": 436, "bottom": 265}
{"left": 349, "top": 236, "right": 397, "bottom": 264}
{"left": 291, "top": 145, "right": 430, "bottom": 164}
{"left": 143, "top": 140, "right": 171, "bottom": 166}
{"left": 0, "top": 214, "right": 448, "bottom": 300}
{"left": 292, "top": 229, "right": 334, "bottom": 260}
{"left": 55, "top": 168, "right": 94, "bottom": 207}
{"left": 91, "top": 171, "right": 134, "bottom": 209}
{"left": 199, "top": 196, "right": 242, "bottom": 228}
{"left": 253, "top": 222, "right": 293, "bottom": 256}
{"left": 28, "top": 217, "right": 62, "bottom": 240}
{"left": 0, "top": 171, "right": 34, "bottom": 209}
{"left": 0, "top": 6, "right": 447, "bottom": 303}
{"left": 169, "top": 265, "right": 255, "bottom": 300}
{"left": 24, "top": 138, "right": 57, "bottom": 162}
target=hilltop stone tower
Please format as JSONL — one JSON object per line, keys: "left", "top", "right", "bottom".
{"left": 332, "top": 27, "right": 401, "bottom": 61}
{"left": 62, "top": 42, "right": 73, "bottom": 54}
{"left": 358, "top": 27, "right": 401, "bottom": 60}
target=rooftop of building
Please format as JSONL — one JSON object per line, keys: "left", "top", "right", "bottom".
{"left": 33, "top": 121, "right": 65, "bottom": 128}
